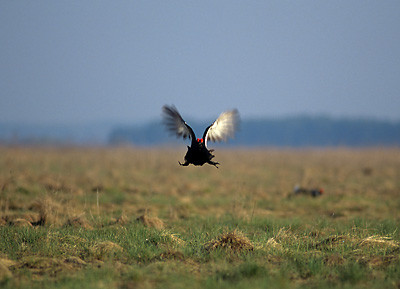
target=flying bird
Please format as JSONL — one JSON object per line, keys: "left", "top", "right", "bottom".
{"left": 162, "top": 105, "right": 239, "bottom": 168}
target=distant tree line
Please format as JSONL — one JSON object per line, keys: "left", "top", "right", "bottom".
{"left": 108, "top": 116, "right": 400, "bottom": 147}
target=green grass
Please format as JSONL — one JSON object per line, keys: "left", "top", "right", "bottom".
{"left": 1, "top": 216, "right": 399, "bottom": 288}
{"left": 0, "top": 148, "right": 400, "bottom": 288}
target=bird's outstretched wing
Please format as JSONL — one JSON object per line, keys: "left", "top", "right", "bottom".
{"left": 203, "top": 109, "right": 239, "bottom": 147}
{"left": 162, "top": 105, "right": 196, "bottom": 140}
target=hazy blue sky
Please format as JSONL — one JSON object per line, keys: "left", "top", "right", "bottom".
{"left": 1, "top": 1, "right": 400, "bottom": 125}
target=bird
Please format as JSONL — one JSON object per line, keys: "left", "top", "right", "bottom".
{"left": 162, "top": 105, "right": 239, "bottom": 168}
{"left": 293, "top": 185, "right": 324, "bottom": 197}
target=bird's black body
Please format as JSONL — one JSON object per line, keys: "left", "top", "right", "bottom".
{"left": 180, "top": 139, "right": 219, "bottom": 168}
{"left": 162, "top": 105, "right": 239, "bottom": 168}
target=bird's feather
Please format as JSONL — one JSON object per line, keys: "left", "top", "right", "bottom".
{"left": 203, "top": 109, "right": 239, "bottom": 147}
{"left": 162, "top": 105, "right": 196, "bottom": 140}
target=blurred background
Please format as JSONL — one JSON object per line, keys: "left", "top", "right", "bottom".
{"left": 1, "top": 1, "right": 399, "bottom": 146}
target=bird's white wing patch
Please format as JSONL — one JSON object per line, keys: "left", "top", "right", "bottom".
{"left": 205, "top": 109, "right": 239, "bottom": 147}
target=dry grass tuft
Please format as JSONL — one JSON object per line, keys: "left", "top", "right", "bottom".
{"left": 136, "top": 214, "right": 165, "bottom": 229}
{"left": 316, "top": 234, "right": 400, "bottom": 252}
{"left": 274, "top": 227, "right": 297, "bottom": 242}
{"left": 109, "top": 215, "right": 129, "bottom": 226}
{"left": 359, "top": 235, "right": 399, "bottom": 248}
{"left": 205, "top": 230, "right": 254, "bottom": 252}
{"left": 161, "top": 232, "right": 186, "bottom": 247}
{"left": 265, "top": 237, "right": 283, "bottom": 250}
{"left": 0, "top": 259, "right": 13, "bottom": 281}
{"left": 261, "top": 227, "right": 297, "bottom": 251}
{"left": 158, "top": 250, "right": 185, "bottom": 261}
{"left": 90, "top": 241, "right": 124, "bottom": 260}
{"left": 29, "top": 198, "right": 61, "bottom": 226}
{"left": 8, "top": 218, "right": 33, "bottom": 228}
{"left": 64, "top": 214, "right": 93, "bottom": 229}
{"left": 63, "top": 256, "right": 87, "bottom": 267}
{"left": 0, "top": 258, "right": 16, "bottom": 268}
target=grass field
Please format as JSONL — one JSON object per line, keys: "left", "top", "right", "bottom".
{"left": 0, "top": 146, "right": 399, "bottom": 288}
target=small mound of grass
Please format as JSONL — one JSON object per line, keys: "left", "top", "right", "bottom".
{"left": 136, "top": 215, "right": 164, "bottom": 229}
{"left": 8, "top": 219, "right": 33, "bottom": 228}
{"left": 13, "top": 257, "right": 65, "bottom": 278}
{"left": 0, "top": 260, "right": 13, "bottom": 282}
{"left": 46, "top": 231, "right": 90, "bottom": 258}
{"left": 28, "top": 198, "right": 61, "bottom": 226}
{"left": 205, "top": 230, "right": 254, "bottom": 252}
{"left": 90, "top": 241, "right": 124, "bottom": 260}
{"left": 109, "top": 215, "right": 129, "bottom": 226}
{"left": 64, "top": 215, "right": 93, "bottom": 230}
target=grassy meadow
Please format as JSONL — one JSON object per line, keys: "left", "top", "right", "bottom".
{"left": 0, "top": 146, "right": 399, "bottom": 288}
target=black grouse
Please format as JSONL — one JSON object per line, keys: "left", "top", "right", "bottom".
{"left": 162, "top": 105, "right": 239, "bottom": 168}
{"left": 293, "top": 185, "right": 324, "bottom": 197}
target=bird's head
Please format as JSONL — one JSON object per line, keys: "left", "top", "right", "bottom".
{"left": 197, "top": 138, "right": 204, "bottom": 144}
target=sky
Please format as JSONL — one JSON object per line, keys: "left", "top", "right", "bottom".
{"left": 1, "top": 1, "right": 400, "bottom": 125}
